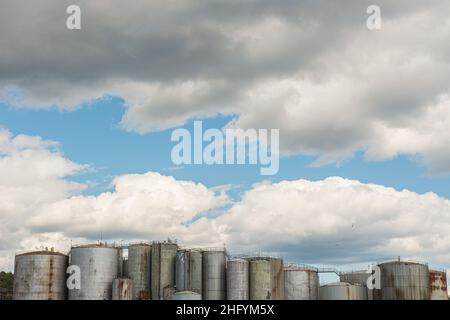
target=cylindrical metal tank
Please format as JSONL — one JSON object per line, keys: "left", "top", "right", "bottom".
{"left": 227, "top": 259, "right": 249, "bottom": 300}
{"left": 13, "top": 250, "right": 68, "bottom": 300}
{"left": 172, "top": 291, "right": 202, "bottom": 300}
{"left": 340, "top": 270, "right": 372, "bottom": 300}
{"left": 284, "top": 266, "right": 319, "bottom": 300}
{"left": 68, "top": 244, "right": 120, "bottom": 300}
{"left": 176, "top": 249, "right": 202, "bottom": 295}
{"left": 249, "top": 257, "right": 284, "bottom": 300}
{"left": 112, "top": 278, "right": 133, "bottom": 300}
{"left": 319, "top": 282, "right": 368, "bottom": 300}
{"left": 128, "top": 243, "right": 151, "bottom": 300}
{"left": 429, "top": 270, "right": 448, "bottom": 300}
{"left": 202, "top": 249, "right": 226, "bottom": 300}
{"left": 151, "top": 242, "right": 178, "bottom": 300}
{"left": 339, "top": 271, "right": 370, "bottom": 286}
{"left": 373, "top": 261, "right": 430, "bottom": 300}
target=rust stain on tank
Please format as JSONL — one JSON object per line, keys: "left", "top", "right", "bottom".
{"left": 48, "top": 256, "right": 54, "bottom": 299}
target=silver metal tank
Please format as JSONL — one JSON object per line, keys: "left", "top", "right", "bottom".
{"left": 373, "top": 261, "right": 430, "bottom": 300}
{"left": 339, "top": 271, "right": 370, "bottom": 286}
{"left": 151, "top": 241, "right": 178, "bottom": 300}
{"left": 249, "top": 257, "right": 284, "bottom": 300}
{"left": 227, "top": 259, "right": 249, "bottom": 300}
{"left": 13, "top": 250, "right": 68, "bottom": 300}
{"left": 128, "top": 243, "right": 151, "bottom": 300}
{"left": 202, "top": 249, "right": 226, "bottom": 300}
{"left": 339, "top": 270, "right": 372, "bottom": 299}
{"left": 429, "top": 270, "right": 448, "bottom": 300}
{"left": 319, "top": 282, "right": 368, "bottom": 300}
{"left": 112, "top": 278, "right": 133, "bottom": 300}
{"left": 68, "top": 244, "right": 120, "bottom": 300}
{"left": 176, "top": 249, "right": 202, "bottom": 295}
{"left": 284, "top": 265, "right": 319, "bottom": 300}
{"left": 172, "top": 291, "right": 202, "bottom": 300}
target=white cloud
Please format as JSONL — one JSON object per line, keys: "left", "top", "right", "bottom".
{"left": 216, "top": 177, "right": 450, "bottom": 265}
{"left": 2, "top": 1, "right": 450, "bottom": 173}
{"left": 0, "top": 129, "right": 87, "bottom": 270}
{"left": 29, "top": 172, "right": 229, "bottom": 243}
{"left": 1, "top": 129, "right": 450, "bottom": 272}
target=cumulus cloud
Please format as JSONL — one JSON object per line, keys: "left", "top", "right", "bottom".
{"left": 29, "top": 172, "right": 229, "bottom": 243}
{"left": 0, "top": 129, "right": 87, "bottom": 269}
{"left": 217, "top": 177, "right": 450, "bottom": 265}
{"left": 1, "top": 1, "right": 450, "bottom": 172}
{"left": 1, "top": 129, "right": 450, "bottom": 271}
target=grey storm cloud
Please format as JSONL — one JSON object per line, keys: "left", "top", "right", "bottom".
{"left": 1, "top": 0, "right": 450, "bottom": 172}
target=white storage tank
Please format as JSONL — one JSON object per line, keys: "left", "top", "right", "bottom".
{"left": 13, "top": 250, "right": 68, "bottom": 300}
{"left": 176, "top": 249, "right": 202, "bottom": 296}
{"left": 284, "top": 265, "right": 319, "bottom": 300}
{"left": 248, "top": 256, "right": 284, "bottom": 300}
{"left": 128, "top": 243, "right": 151, "bottom": 300}
{"left": 202, "top": 249, "right": 226, "bottom": 300}
{"left": 151, "top": 241, "right": 178, "bottom": 300}
{"left": 227, "top": 259, "right": 249, "bottom": 300}
{"left": 319, "top": 282, "right": 368, "bottom": 300}
{"left": 373, "top": 261, "right": 430, "bottom": 300}
{"left": 68, "top": 243, "right": 120, "bottom": 300}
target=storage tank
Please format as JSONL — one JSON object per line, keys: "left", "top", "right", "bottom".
{"left": 373, "top": 261, "right": 430, "bottom": 300}
{"left": 319, "top": 282, "right": 368, "bottom": 300}
{"left": 68, "top": 244, "right": 120, "bottom": 300}
{"left": 340, "top": 270, "right": 372, "bottom": 299}
{"left": 284, "top": 265, "right": 319, "bottom": 300}
{"left": 112, "top": 278, "right": 133, "bottom": 300}
{"left": 429, "top": 270, "right": 448, "bottom": 300}
{"left": 227, "top": 259, "right": 249, "bottom": 300}
{"left": 13, "top": 250, "right": 68, "bottom": 300}
{"left": 202, "top": 249, "right": 226, "bottom": 300}
{"left": 176, "top": 249, "right": 202, "bottom": 295}
{"left": 151, "top": 241, "right": 178, "bottom": 300}
{"left": 340, "top": 271, "right": 370, "bottom": 286}
{"left": 172, "top": 291, "right": 202, "bottom": 300}
{"left": 248, "top": 257, "right": 284, "bottom": 300}
{"left": 128, "top": 243, "right": 151, "bottom": 300}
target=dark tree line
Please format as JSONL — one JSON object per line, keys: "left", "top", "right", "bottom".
{"left": 0, "top": 271, "right": 14, "bottom": 293}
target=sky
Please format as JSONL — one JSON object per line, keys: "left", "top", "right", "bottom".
{"left": 1, "top": 1, "right": 450, "bottom": 283}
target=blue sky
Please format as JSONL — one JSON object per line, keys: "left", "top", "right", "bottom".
{"left": 1, "top": 1, "right": 450, "bottom": 278}
{"left": 1, "top": 97, "right": 449, "bottom": 200}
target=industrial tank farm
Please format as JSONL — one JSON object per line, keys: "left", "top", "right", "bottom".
{"left": 13, "top": 250, "right": 68, "bottom": 300}
{"left": 10, "top": 242, "right": 450, "bottom": 301}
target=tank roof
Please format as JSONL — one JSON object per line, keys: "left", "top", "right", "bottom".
{"left": 322, "top": 281, "right": 364, "bottom": 287}
{"left": 71, "top": 242, "right": 119, "bottom": 249}
{"left": 16, "top": 250, "right": 67, "bottom": 257}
